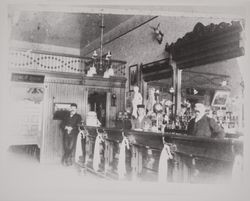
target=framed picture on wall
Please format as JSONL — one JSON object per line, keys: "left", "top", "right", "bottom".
{"left": 129, "top": 64, "right": 139, "bottom": 91}
{"left": 211, "top": 90, "right": 230, "bottom": 107}
{"left": 53, "top": 102, "right": 72, "bottom": 120}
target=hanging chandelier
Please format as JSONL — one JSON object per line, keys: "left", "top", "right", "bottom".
{"left": 87, "top": 13, "right": 114, "bottom": 78}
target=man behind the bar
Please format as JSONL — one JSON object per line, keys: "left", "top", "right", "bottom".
{"left": 115, "top": 111, "right": 132, "bottom": 130}
{"left": 187, "top": 103, "right": 225, "bottom": 138}
{"left": 61, "top": 103, "right": 82, "bottom": 166}
{"left": 131, "top": 104, "right": 152, "bottom": 131}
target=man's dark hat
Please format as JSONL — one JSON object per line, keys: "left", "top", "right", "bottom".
{"left": 70, "top": 103, "right": 77, "bottom": 108}
{"left": 137, "top": 104, "right": 145, "bottom": 108}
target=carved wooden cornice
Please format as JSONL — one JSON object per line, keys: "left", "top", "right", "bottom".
{"left": 82, "top": 75, "right": 126, "bottom": 88}
{"left": 165, "top": 21, "right": 244, "bottom": 69}
{"left": 10, "top": 65, "right": 126, "bottom": 88}
{"left": 44, "top": 76, "right": 82, "bottom": 85}
{"left": 45, "top": 73, "right": 126, "bottom": 88}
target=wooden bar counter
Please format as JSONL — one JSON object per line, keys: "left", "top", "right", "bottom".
{"left": 77, "top": 126, "right": 243, "bottom": 183}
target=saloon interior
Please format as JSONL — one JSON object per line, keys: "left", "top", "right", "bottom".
{"left": 1, "top": 3, "right": 248, "bottom": 201}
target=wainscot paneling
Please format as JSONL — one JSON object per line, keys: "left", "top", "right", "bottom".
{"left": 40, "top": 74, "right": 126, "bottom": 163}
{"left": 40, "top": 76, "right": 84, "bottom": 163}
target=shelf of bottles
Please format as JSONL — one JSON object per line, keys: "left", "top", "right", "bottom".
{"left": 162, "top": 110, "right": 192, "bottom": 132}
{"left": 162, "top": 108, "right": 240, "bottom": 135}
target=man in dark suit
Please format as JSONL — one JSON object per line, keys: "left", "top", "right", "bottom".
{"left": 187, "top": 103, "right": 225, "bottom": 138}
{"left": 115, "top": 111, "right": 132, "bottom": 130}
{"left": 61, "top": 103, "right": 82, "bottom": 166}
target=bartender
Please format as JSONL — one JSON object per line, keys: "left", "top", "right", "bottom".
{"left": 131, "top": 104, "right": 152, "bottom": 131}
{"left": 187, "top": 103, "right": 225, "bottom": 138}
{"left": 115, "top": 111, "right": 132, "bottom": 130}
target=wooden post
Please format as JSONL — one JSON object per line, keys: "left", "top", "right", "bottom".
{"left": 170, "top": 56, "right": 182, "bottom": 117}
{"left": 131, "top": 145, "right": 143, "bottom": 180}
{"left": 171, "top": 153, "right": 183, "bottom": 182}
{"left": 84, "top": 136, "right": 91, "bottom": 166}
{"left": 182, "top": 158, "right": 191, "bottom": 183}
{"left": 138, "top": 147, "right": 143, "bottom": 175}
{"left": 142, "top": 81, "right": 147, "bottom": 105}
{"left": 81, "top": 136, "right": 86, "bottom": 164}
{"left": 131, "top": 145, "right": 137, "bottom": 179}
{"left": 83, "top": 88, "right": 88, "bottom": 123}
{"left": 104, "top": 140, "right": 113, "bottom": 173}
{"left": 89, "top": 137, "right": 94, "bottom": 164}
{"left": 106, "top": 92, "right": 111, "bottom": 128}
{"left": 170, "top": 58, "right": 177, "bottom": 116}
{"left": 176, "top": 69, "right": 182, "bottom": 116}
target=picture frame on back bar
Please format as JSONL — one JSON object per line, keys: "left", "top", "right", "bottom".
{"left": 211, "top": 90, "right": 230, "bottom": 107}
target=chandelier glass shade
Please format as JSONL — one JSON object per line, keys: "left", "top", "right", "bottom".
{"left": 87, "top": 14, "right": 114, "bottom": 78}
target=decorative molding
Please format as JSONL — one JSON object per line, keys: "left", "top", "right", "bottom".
{"left": 44, "top": 74, "right": 126, "bottom": 88}
{"left": 82, "top": 75, "right": 126, "bottom": 88}
{"left": 10, "top": 65, "right": 126, "bottom": 87}
{"left": 165, "top": 21, "right": 244, "bottom": 69}
{"left": 44, "top": 70, "right": 83, "bottom": 84}
{"left": 141, "top": 58, "right": 172, "bottom": 82}
{"left": 88, "top": 87, "right": 112, "bottom": 94}
{"left": 44, "top": 77, "right": 82, "bottom": 85}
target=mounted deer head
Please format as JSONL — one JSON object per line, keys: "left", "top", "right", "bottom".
{"left": 150, "top": 23, "right": 164, "bottom": 44}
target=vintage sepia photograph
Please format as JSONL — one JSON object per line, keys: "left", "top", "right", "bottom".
{"left": 0, "top": 1, "right": 249, "bottom": 201}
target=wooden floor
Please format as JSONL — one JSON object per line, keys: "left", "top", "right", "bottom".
{"left": 0, "top": 149, "right": 246, "bottom": 201}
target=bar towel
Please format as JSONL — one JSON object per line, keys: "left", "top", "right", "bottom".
{"left": 93, "top": 134, "right": 103, "bottom": 172}
{"left": 158, "top": 144, "right": 173, "bottom": 183}
{"left": 117, "top": 137, "right": 130, "bottom": 179}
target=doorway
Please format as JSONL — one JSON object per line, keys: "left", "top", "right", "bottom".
{"left": 88, "top": 91, "right": 107, "bottom": 127}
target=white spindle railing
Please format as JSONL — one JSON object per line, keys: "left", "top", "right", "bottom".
{"left": 9, "top": 49, "right": 126, "bottom": 76}
{"left": 9, "top": 50, "right": 86, "bottom": 74}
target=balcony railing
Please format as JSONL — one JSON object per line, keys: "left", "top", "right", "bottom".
{"left": 9, "top": 49, "right": 126, "bottom": 77}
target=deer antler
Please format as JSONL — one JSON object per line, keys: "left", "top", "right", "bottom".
{"left": 149, "top": 25, "right": 156, "bottom": 31}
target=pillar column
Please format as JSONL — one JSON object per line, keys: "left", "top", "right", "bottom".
{"left": 170, "top": 56, "right": 182, "bottom": 117}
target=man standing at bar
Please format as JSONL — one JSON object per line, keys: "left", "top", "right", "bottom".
{"left": 187, "top": 103, "right": 225, "bottom": 138}
{"left": 61, "top": 103, "right": 82, "bottom": 166}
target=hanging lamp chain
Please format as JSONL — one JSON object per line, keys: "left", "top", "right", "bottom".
{"left": 99, "top": 13, "right": 105, "bottom": 71}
